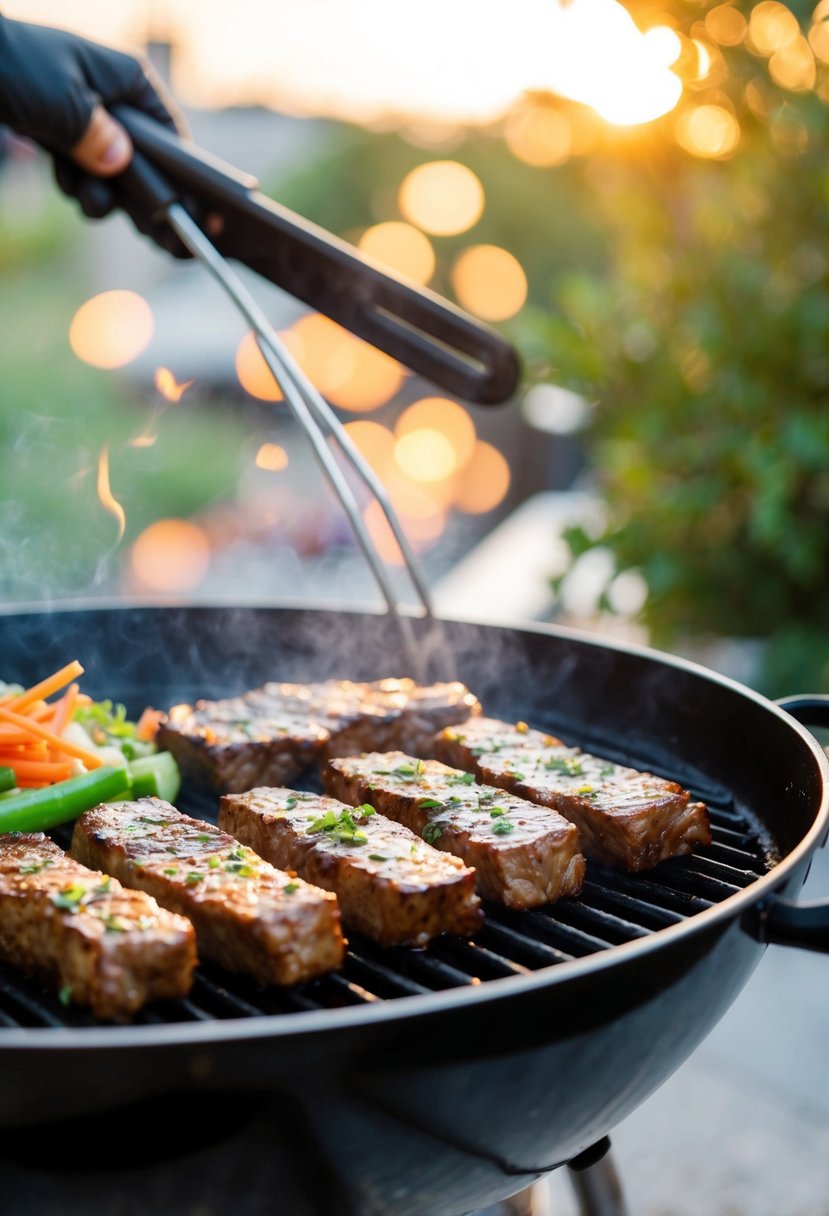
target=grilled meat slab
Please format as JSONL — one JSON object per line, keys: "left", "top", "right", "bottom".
{"left": 323, "top": 753, "right": 585, "bottom": 909}
{"left": 219, "top": 788, "right": 482, "bottom": 947}
{"left": 71, "top": 799, "right": 344, "bottom": 986}
{"left": 0, "top": 832, "right": 196, "bottom": 1021}
{"left": 158, "top": 678, "right": 480, "bottom": 794}
{"left": 434, "top": 718, "right": 711, "bottom": 871}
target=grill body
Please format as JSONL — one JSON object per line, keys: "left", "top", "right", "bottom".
{"left": 0, "top": 604, "right": 825, "bottom": 1216}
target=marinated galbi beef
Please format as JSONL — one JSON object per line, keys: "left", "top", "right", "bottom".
{"left": 434, "top": 718, "right": 711, "bottom": 871}
{"left": 0, "top": 832, "right": 196, "bottom": 1021}
{"left": 219, "top": 788, "right": 482, "bottom": 946}
{"left": 323, "top": 752, "right": 585, "bottom": 909}
{"left": 71, "top": 799, "right": 344, "bottom": 986}
{"left": 158, "top": 678, "right": 480, "bottom": 794}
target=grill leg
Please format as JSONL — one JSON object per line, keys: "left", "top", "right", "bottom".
{"left": 566, "top": 1149, "right": 630, "bottom": 1216}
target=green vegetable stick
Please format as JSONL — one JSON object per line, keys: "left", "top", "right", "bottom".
{"left": 0, "top": 767, "right": 16, "bottom": 794}
{"left": 0, "top": 767, "right": 126, "bottom": 834}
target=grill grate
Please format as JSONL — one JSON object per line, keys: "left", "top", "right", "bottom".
{"left": 0, "top": 800, "right": 772, "bottom": 1031}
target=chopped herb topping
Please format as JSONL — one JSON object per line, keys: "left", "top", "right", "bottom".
{"left": 208, "top": 857, "right": 220, "bottom": 869}
{"left": 58, "top": 983, "right": 73, "bottom": 1008}
{"left": 138, "top": 816, "right": 170, "bottom": 826}
{"left": 390, "top": 759, "right": 425, "bottom": 783}
{"left": 422, "top": 822, "right": 442, "bottom": 845}
{"left": 489, "top": 806, "right": 507, "bottom": 817}
{"left": 283, "top": 882, "right": 299, "bottom": 895}
{"left": 507, "top": 771, "right": 525, "bottom": 781}
{"left": 545, "top": 755, "right": 585, "bottom": 777}
{"left": 186, "top": 872, "right": 204, "bottom": 884}
{"left": 101, "top": 914, "right": 126, "bottom": 933}
{"left": 417, "top": 798, "right": 444, "bottom": 810}
{"left": 19, "top": 858, "right": 54, "bottom": 875}
{"left": 194, "top": 834, "right": 214, "bottom": 844}
{"left": 222, "top": 844, "right": 259, "bottom": 876}
{"left": 576, "top": 785, "right": 595, "bottom": 795}
{"left": 163, "top": 867, "right": 179, "bottom": 876}
{"left": 50, "top": 884, "right": 87, "bottom": 913}
{"left": 307, "top": 807, "right": 370, "bottom": 845}
{"left": 368, "top": 853, "right": 390, "bottom": 862}
{"left": 355, "top": 804, "right": 376, "bottom": 818}
{"left": 447, "top": 772, "right": 475, "bottom": 786}
{"left": 492, "top": 819, "right": 515, "bottom": 835}
{"left": 285, "top": 796, "right": 297, "bottom": 809}
{"left": 599, "top": 765, "right": 617, "bottom": 778}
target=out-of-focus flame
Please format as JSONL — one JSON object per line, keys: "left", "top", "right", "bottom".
{"left": 96, "top": 444, "right": 126, "bottom": 542}
{"left": 131, "top": 519, "right": 210, "bottom": 593}
{"left": 255, "top": 442, "right": 289, "bottom": 471}
{"left": 69, "top": 291, "right": 154, "bottom": 370}
{"left": 129, "top": 434, "right": 157, "bottom": 449}
{"left": 154, "top": 367, "right": 194, "bottom": 402}
{"left": 450, "top": 245, "right": 528, "bottom": 322}
{"left": 358, "top": 222, "right": 435, "bottom": 285}
{"left": 398, "top": 162, "right": 484, "bottom": 236}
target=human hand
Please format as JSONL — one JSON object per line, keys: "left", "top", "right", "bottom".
{"left": 0, "top": 16, "right": 190, "bottom": 254}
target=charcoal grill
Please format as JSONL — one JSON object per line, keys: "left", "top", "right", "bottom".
{"left": 0, "top": 603, "right": 826, "bottom": 1216}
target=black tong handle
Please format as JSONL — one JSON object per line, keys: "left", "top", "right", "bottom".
{"left": 112, "top": 107, "right": 520, "bottom": 404}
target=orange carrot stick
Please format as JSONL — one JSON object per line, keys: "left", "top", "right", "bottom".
{"left": 10, "top": 759, "right": 74, "bottom": 783}
{"left": 48, "top": 684, "right": 79, "bottom": 737}
{"left": 0, "top": 706, "right": 103, "bottom": 769}
{"left": 1, "top": 661, "right": 84, "bottom": 712}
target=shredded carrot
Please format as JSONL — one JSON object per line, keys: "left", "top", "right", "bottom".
{"left": 136, "top": 707, "right": 164, "bottom": 742}
{"left": 48, "top": 684, "right": 79, "bottom": 737}
{"left": 0, "top": 705, "right": 103, "bottom": 769}
{"left": 11, "top": 759, "right": 74, "bottom": 783}
{"left": 1, "top": 660, "right": 84, "bottom": 713}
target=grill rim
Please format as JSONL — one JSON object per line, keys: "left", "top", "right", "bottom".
{"left": 0, "top": 600, "right": 826, "bottom": 1051}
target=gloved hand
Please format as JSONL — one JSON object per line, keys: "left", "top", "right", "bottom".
{"left": 0, "top": 15, "right": 190, "bottom": 254}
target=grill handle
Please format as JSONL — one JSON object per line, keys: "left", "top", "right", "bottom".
{"left": 110, "top": 105, "right": 521, "bottom": 404}
{"left": 744, "top": 695, "right": 829, "bottom": 954}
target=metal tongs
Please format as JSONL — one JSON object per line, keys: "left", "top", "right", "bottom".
{"left": 111, "top": 109, "right": 519, "bottom": 641}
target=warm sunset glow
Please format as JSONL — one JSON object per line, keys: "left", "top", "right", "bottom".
{"left": 769, "top": 36, "right": 816, "bottom": 91}
{"left": 748, "top": 1, "right": 800, "bottom": 56}
{"left": 396, "top": 397, "right": 476, "bottom": 469}
{"left": 675, "top": 104, "right": 740, "bottom": 158}
{"left": 343, "top": 420, "right": 396, "bottom": 475}
{"left": 235, "top": 331, "right": 284, "bottom": 402}
{"left": 454, "top": 441, "right": 511, "bottom": 514}
{"left": 131, "top": 519, "right": 211, "bottom": 593}
{"left": 96, "top": 444, "right": 126, "bottom": 542}
{"left": 706, "top": 4, "right": 747, "bottom": 46}
{"left": 398, "top": 162, "right": 484, "bottom": 236}
{"left": 394, "top": 429, "right": 458, "bottom": 483}
{"left": 154, "top": 366, "right": 194, "bottom": 402}
{"left": 358, "top": 222, "right": 435, "bottom": 285}
{"left": 505, "top": 104, "right": 572, "bottom": 167}
{"left": 450, "top": 245, "right": 528, "bottom": 322}
{"left": 286, "top": 313, "right": 404, "bottom": 411}
{"left": 255, "top": 442, "right": 289, "bottom": 471}
{"left": 69, "top": 290, "right": 153, "bottom": 370}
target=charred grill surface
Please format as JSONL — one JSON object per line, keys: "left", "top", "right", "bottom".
{"left": 323, "top": 752, "right": 586, "bottom": 909}
{"left": 158, "top": 679, "right": 481, "bottom": 794}
{"left": 435, "top": 718, "right": 712, "bottom": 871}
{"left": 71, "top": 800, "right": 344, "bottom": 987}
{"left": 219, "top": 788, "right": 482, "bottom": 946}
{"left": 0, "top": 833, "right": 196, "bottom": 1021}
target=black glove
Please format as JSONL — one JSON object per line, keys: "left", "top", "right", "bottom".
{"left": 0, "top": 16, "right": 190, "bottom": 255}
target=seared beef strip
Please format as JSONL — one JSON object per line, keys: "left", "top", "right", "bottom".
{"left": 158, "top": 678, "right": 480, "bottom": 794}
{"left": 219, "top": 788, "right": 482, "bottom": 947}
{"left": 323, "top": 752, "right": 585, "bottom": 909}
{"left": 0, "top": 832, "right": 196, "bottom": 1021}
{"left": 434, "top": 718, "right": 711, "bottom": 871}
{"left": 71, "top": 799, "right": 344, "bottom": 986}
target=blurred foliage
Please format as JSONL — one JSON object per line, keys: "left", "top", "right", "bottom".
{"left": 529, "top": 0, "right": 829, "bottom": 696}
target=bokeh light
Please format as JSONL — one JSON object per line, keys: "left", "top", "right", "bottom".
{"left": 358, "top": 221, "right": 435, "bottom": 284}
{"left": 505, "top": 104, "right": 572, "bottom": 167}
{"left": 255, "top": 443, "right": 289, "bottom": 471}
{"left": 454, "top": 441, "right": 511, "bottom": 514}
{"left": 287, "top": 314, "right": 404, "bottom": 411}
{"left": 394, "top": 429, "right": 458, "bottom": 483}
{"left": 235, "top": 331, "right": 284, "bottom": 402}
{"left": 395, "top": 398, "right": 476, "bottom": 469}
{"left": 398, "top": 161, "right": 485, "bottom": 236}
{"left": 675, "top": 104, "right": 740, "bottom": 158}
{"left": 450, "top": 245, "right": 528, "bottom": 321}
{"left": 642, "top": 26, "right": 683, "bottom": 67}
{"left": 748, "top": 1, "right": 800, "bottom": 56}
{"left": 363, "top": 500, "right": 446, "bottom": 565}
{"left": 131, "top": 519, "right": 211, "bottom": 593}
{"left": 69, "top": 291, "right": 154, "bottom": 370}
{"left": 769, "top": 36, "right": 816, "bottom": 92}
{"left": 705, "top": 4, "right": 747, "bottom": 46}
{"left": 343, "top": 420, "right": 396, "bottom": 475}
